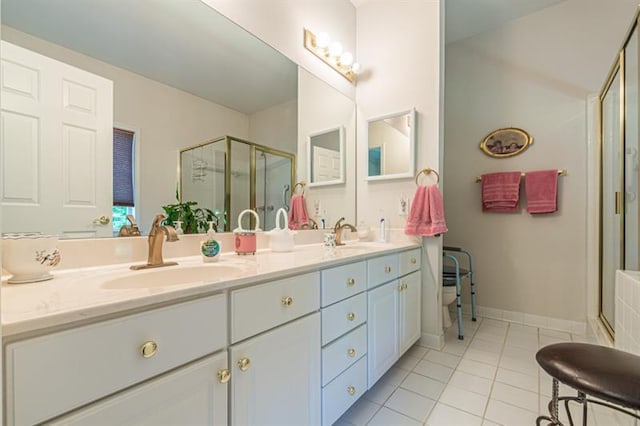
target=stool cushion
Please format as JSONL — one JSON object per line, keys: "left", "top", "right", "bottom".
{"left": 536, "top": 343, "right": 640, "bottom": 410}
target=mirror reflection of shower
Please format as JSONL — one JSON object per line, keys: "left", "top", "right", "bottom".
{"left": 255, "top": 148, "right": 294, "bottom": 227}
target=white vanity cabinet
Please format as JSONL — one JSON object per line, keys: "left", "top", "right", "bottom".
{"left": 320, "top": 261, "right": 368, "bottom": 426}
{"left": 367, "top": 249, "right": 421, "bottom": 387}
{"left": 229, "top": 272, "right": 321, "bottom": 425}
{"left": 48, "top": 351, "right": 229, "bottom": 425}
{"left": 5, "top": 293, "right": 227, "bottom": 425}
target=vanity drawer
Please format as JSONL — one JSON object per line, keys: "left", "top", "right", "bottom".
{"left": 321, "top": 261, "right": 367, "bottom": 307}
{"left": 321, "top": 292, "right": 366, "bottom": 345}
{"left": 231, "top": 272, "right": 320, "bottom": 343}
{"left": 5, "top": 294, "right": 227, "bottom": 426}
{"left": 322, "top": 355, "right": 367, "bottom": 426}
{"left": 322, "top": 324, "right": 367, "bottom": 386}
{"left": 367, "top": 254, "right": 399, "bottom": 289}
{"left": 399, "top": 248, "right": 421, "bottom": 276}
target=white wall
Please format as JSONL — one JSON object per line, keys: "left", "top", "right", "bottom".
{"left": 1, "top": 26, "right": 250, "bottom": 231}
{"left": 356, "top": 0, "right": 443, "bottom": 347}
{"left": 443, "top": 0, "right": 639, "bottom": 324}
{"left": 249, "top": 98, "right": 298, "bottom": 154}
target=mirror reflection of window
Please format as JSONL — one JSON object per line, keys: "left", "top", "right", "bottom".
{"left": 112, "top": 128, "right": 135, "bottom": 234}
{"left": 366, "top": 108, "right": 416, "bottom": 180}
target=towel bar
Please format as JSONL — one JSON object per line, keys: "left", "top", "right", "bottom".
{"left": 475, "top": 169, "right": 567, "bottom": 182}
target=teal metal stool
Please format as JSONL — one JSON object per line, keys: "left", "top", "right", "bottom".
{"left": 443, "top": 246, "right": 477, "bottom": 340}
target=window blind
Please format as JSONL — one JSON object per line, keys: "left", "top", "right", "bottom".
{"left": 113, "top": 128, "right": 135, "bottom": 207}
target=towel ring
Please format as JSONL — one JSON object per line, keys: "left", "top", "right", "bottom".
{"left": 415, "top": 168, "right": 440, "bottom": 185}
{"left": 293, "top": 182, "right": 306, "bottom": 196}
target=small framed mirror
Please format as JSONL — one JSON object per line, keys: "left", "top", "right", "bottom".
{"left": 366, "top": 108, "right": 416, "bottom": 181}
{"left": 307, "top": 126, "right": 345, "bottom": 187}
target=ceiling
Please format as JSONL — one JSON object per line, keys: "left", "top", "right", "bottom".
{"left": 1, "top": 0, "right": 297, "bottom": 115}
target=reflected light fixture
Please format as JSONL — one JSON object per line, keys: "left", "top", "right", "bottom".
{"left": 303, "top": 28, "right": 359, "bottom": 83}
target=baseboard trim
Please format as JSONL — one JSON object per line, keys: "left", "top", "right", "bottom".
{"left": 420, "top": 332, "right": 444, "bottom": 349}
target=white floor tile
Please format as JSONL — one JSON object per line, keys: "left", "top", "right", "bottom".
{"left": 448, "top": 370, "right": 493, "bottom": 396}
{"left": 501, "top": 345, "right": 536, "bottom": 361}
{"left": 498, "top": 355, "right": 538, "bottom": 377}
{"left": 484, "top": 399, "right": 539, "bottom": 426}
{"left": 495, "top": 367, "right": 537, "bottom": 392}
{"left": 405, "top": 344, "right": 429, "bottom": 359}
{"left": 464, "top": 347, "right": 501, "bottom": 366}
{"left": 400, "top": 372, "right": 446, "bottom": 400}
{"left": 456, "top": 358, "right": 497, "bottom": 380}
{"left": 384, "top": 388, "right": 436, "bottom": 422}
{"left": 508, "top": 323, "right": 538, "bottom": 335}
{"left": 367, "top": 407, "right": 422, "bottom": 426}
{"left": 482, "top": 318, "right": 509, "bottom": 329}
{"left": 442, "top": 341, "right": 468, "bottom": 356}
{"left": 539, "top": 335, "right": 568, "bottom": 347}
{"left": 473, "top": 331, "right": 505, "bottom": 344}
{"left": 439, "top": 383, "right": 489, "bottom": 417}
{"left": 339, "top": 398, "right": 381, "bottom": 426}
{"left": 490, "top": 382, "right": 538, "bottom": 413}
{"left": 395, "top": 354, "right": 422, "bottom": 372}
{"left": 379, "top": 366, "right": 411, "bottom": 388}
{"left": 468, "top": 338, "right": 502, "bottom": 354}
{"left": 481, "top": 420, "right": 501, "bottom": 426}
{"left": 363, "top": 379, "right": 396, "bottom": 405}
{"left": 539, "top": 328, "right": 571, "bottom": 339}
{"left": 426, "top": 402, "right": 483, "bottom": 426}
{"left": 413, "top": 359, "right": 454, "bottom": 383}
{"left": 424, "top": 350, "right": 461, "bottom": 368}
{"left": 504, "top": 334, "right": 538, "bottom": 351}
{"left": 477, "top": 324, "right": 508, "bottom": 337}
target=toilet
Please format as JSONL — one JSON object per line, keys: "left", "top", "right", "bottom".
{"left": 442, "top": 285, "right": 457, "bottom": 329}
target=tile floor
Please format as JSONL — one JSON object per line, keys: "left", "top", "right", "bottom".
{"left": 334, "top": 316, "right": 636, "bottom": 426}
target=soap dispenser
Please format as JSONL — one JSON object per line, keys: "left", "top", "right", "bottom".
{"left": 201, "top": 221, "right": 221, "bottom": 262}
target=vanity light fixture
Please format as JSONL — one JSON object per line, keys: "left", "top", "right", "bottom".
{"left": 303, "top": 28, "right": 359, "bottom": 83}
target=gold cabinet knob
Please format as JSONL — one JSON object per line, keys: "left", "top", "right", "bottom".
{"left": 282, "top": 296, "right": 293, "bottom": 307}
{"left": 404, "top": 283, "right": 409, "bottom": 290}
{"left": 217, "top": 368, "right": 231, "bottom": 384}
{"left": 410, "top": 258, "right": 417, "bottom": 264}
{"left": 347, "top": 312, "right": 356, "bottom": 321}
{"left": 347, "top": 277, "right": 356, "bottom": 286}
{"left": 347, "top": 348, "right": 356, "bottom": 357}
{"left": 384, "top": 266, "right": 392, "bottom": 273}
{"left": 347, "top": 386, "right": 356, "bottom": 396}
{"left": 238, "top": 357, "right": 251, "bottom": 372}
{"left": 140, "top": 341, "right": 158, "bottom": 358}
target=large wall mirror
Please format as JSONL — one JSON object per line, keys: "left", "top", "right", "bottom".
{"left": 366, "top": 108, "right": 416, "bottom": 181}
{"left": 1, "top": 0, "right": 303, "bottom": 237}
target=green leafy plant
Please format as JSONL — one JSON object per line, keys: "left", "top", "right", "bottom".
{"left": 161, "top": 200, "right": 217, "bottom": 234}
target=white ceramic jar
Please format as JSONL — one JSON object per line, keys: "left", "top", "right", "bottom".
{"left": 2, "top": 233, "right": 60, "bottom": 283}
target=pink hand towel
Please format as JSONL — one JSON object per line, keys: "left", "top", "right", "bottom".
{"left": 288, "top": 194, "right": 309, "bottom": 230}
{"left": 481, "top": 171, "right": 522, "bottom": 212}
{"left": 525, "top": 170, "right": 558, "bottom": 214}
{"left": 405, "top": 185, "right": 448, "bottom": 237}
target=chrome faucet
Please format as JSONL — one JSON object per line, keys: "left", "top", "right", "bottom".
{"left": 130, "top": 214, "right": 179, "bottom": 270}
{"left": 333, "top": 217, "right": 357, "bottom": 246}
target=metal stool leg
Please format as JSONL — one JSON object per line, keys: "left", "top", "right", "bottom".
{"left": 537, "top": 378, "right": 565, "bottom": 426}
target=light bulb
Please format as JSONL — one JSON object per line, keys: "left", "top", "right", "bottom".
{"left": 316, "top": 32, "right": 330, "bottom": 49}
{"left": 351, "top": 62, "right": 361, "bottom": 74}
{"left": 339, "top": 52, "right": 354, "bottom": 66}
{"left": 329, "top": 42, "right": 343, "bottom": 57}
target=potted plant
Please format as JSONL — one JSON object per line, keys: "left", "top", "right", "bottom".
{"left": 161, "top": 199, "right": 217, "bottom": 234}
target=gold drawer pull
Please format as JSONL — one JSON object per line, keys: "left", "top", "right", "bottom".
{"left": 398, "top": 282, "right": 408, "bottom": 291}
{"left": 282, "top": 296, "right": 293, "bottom": 307}
{"left": 140, "top": 341, "right": 158, "bottom": 358}
{"left": 217, "top": 369, "right": 231, "bottom": 384}
{"left": 384, "top": 266, "right": 392, "bottom": 273}
{"left": 347, "top": 348, "right": 356, "bottom": 357}
{"left": 347, "top": 277, "right": 356, "bottom": 286}
{"left": 347, "top": 386, "right": 356, "bottom": 396}
{"left": 238, "top": 357, "right": 251, "bottom": 372}
{"left": 347, "top": 312, "right": 356, "bottom": 321}
{"left": 410, "top": 258, "right": 417, "bottom": 264}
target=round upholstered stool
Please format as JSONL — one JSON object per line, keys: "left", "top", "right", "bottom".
{"left": 536, "top": 343, "right": 640, "bottom": 425}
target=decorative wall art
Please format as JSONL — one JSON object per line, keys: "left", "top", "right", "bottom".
{"left": 479, "top": 127, "right": 533, "bottom": 158}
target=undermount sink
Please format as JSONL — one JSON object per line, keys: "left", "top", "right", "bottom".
{"left": 102, "top": 264, "right": 246, "bottom": 289}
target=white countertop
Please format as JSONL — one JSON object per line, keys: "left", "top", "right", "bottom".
{"left": 2, "top": 240, "right": 419, "bottom": 338}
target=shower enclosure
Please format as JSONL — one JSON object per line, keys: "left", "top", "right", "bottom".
{"left": 180, "top": 136, "right": 295, "bottom": 232}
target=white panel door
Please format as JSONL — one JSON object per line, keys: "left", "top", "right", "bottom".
{"left": 367, "top": 280, "right": 400, "bottom": 387}
{"left": 230, "top": 313, "right": 321, "bottom": 425}
{"left": 399, "top": 271, "right": 421, "bottom": 354}
{"left": 312, "top": 146, "right": 341, "bottom": 182}
{"left": 1, "top": 41, "right": 113, "bottom": 238}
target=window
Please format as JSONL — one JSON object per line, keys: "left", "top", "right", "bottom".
{"left": 112, "top": 128, "right": 135, "bottom": 233}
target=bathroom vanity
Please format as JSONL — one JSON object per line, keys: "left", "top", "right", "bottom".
{"left": 2, "top": 241, "right": 421, "bottom": 425}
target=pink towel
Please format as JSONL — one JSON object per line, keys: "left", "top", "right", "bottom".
{"left": 482, "top": 171, "right": 522, "bottom": 212}
{"left": 405, "top": 185, "right": 448, "bottom": 237}
{"left": 288, "top": 194, "right": 309, "bottom": 230}
{"left": 525, "top": 170, "right": 558, "bottom": 214}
